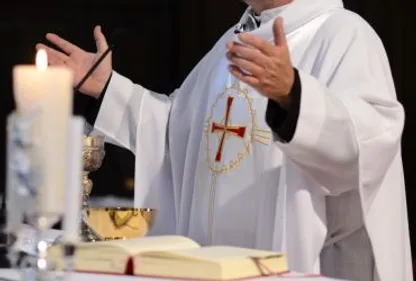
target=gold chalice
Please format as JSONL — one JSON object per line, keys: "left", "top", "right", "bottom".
{"left": 83, "top": 208, "right": 156, "bottom": 241}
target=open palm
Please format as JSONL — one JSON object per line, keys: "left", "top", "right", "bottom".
{"left": 36, "top": 25, "right": 112, "bottom": 99}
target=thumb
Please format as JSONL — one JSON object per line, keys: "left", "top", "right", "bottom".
{"left": 94, "top": 25, "right": 109, "bottom": 53}
{"left": 273, "top": 17, "right": 287, "bottom": 47}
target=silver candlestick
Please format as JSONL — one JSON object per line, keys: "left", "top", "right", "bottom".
{"left": 81, "top": 135, "right": 105, "bottom": 241}
{"left": 82, "top": 136, "right": 105, "bottom": 210}
{"left": 7, "top": 112, "right": 60, "bottom": 281}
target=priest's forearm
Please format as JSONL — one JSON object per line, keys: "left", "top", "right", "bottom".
{"left": 273, "top": 70, "right": 404, "bottom": 196}
{"left": 80, "top": 70, "right": 174, "bottom": 154}
{"left": 266, "top": 22, "right": 405, "bottom": 196}
{"left": 84, "top": 73, "right": 113, "bottom": 126}
{"left": 94, "top": 71, "right": 145, "bottom": 151}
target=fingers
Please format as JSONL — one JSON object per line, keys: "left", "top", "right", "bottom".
{"left": 226, "top": 52, "right": 264, "bottom": 77}
{"left": 226, "top": 41, "right": 268, "bottom": 66}
{"left": 47, "top": 55, "right": 66, "bottom": 67}
{"left": 36, "top": 43, "right": 69, "bottom": 65}
{"left": 228, "top": 65, "right": 260, "bottom": 87}
{"left": 45, "top": 33, "right": 80, "bottom": 55}
{"left": 273, "top": 17, "right": 287, "bottom": 46}
{"left": 238, "top": 33, "right": 276, "bottom": 56}
{"left": 94, "top": 25, "right": 109, "bottom": 53}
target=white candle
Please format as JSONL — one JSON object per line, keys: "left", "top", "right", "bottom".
{"left": 63, "top": 117, "right": 84, "bottom": 243}
{"left": 13, "top": 49, "right": 74, "bottom": 214}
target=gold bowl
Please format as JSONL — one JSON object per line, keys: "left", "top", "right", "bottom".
{"left": 84, "top": 208, "right": 156, "bottom": 241}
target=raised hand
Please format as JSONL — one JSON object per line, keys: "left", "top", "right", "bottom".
{"left": 36, "top": 25, "right": 112, "bottom": 99}
{"left": 226, "top": 17, "right": 295, "bottom": 108}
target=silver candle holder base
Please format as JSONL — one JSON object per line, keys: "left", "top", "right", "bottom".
{"left": 19, "top": 213, "right": 61, "bottom": 281}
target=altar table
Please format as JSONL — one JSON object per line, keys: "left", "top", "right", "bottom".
{"left": 0, "top": 269, "right": 348, "bottom": 281}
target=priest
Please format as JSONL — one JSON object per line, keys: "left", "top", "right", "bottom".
{"left": 37, "top": 0, "right": 413, "bottom": 280}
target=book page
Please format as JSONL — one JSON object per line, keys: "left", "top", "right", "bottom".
{"left": 81, "top": 235, "right": 200, "bottom": 255}
{"left": 141, "top": 246, "right": 283, "bottom": 261}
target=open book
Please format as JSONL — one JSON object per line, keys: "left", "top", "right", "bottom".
{"left": 50, "top": 235, "right": 288, "bottom": 280}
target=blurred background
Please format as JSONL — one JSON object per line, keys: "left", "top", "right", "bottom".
{"left": 0, "top": 0, "right": 414, "bottom": 257}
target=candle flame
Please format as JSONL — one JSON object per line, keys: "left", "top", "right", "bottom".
{"left": 36, "top": 49, "right": 48, "bottom": 70}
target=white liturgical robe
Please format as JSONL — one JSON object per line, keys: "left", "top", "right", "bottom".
{"left": 92, "top": 0, "right": 413, "bottom": 280}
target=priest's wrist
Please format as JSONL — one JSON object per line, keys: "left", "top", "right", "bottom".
{"left": 96, "top": 71, "right": 113, "bottom": 99}
{"left": 89, "top": 71, "right": 112, "bottom": 99}
{"left": 271, "top": 68, "right": 296, "bottom": 110}
{"left": 272, "top": 94, "right": 292, "bottom": 110}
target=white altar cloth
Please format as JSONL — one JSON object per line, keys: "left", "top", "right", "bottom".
{"left": 0, "top": 269, "right": 348, "bottom": 281}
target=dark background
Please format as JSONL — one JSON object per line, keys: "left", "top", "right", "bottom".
{"left": 0, "top": 0, "right": 414, "bottom": 257}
